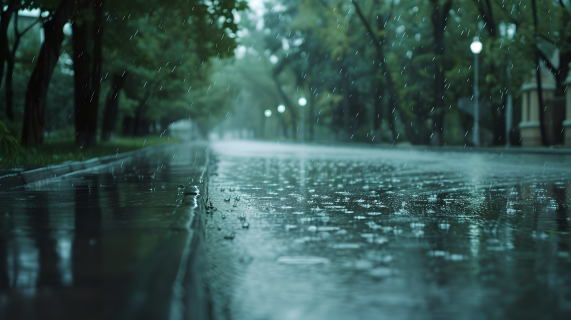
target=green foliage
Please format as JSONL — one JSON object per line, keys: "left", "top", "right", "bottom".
{"left": 0, "top": 136, "right": 181, "bottom": 169}
{"left": 0, "top": 120, "right": 24, "bottom": 155}
{"left": 95, "top": 0, "right": 248, "bottom": 133}
{"left": 212, "top": 0, "right": 568, "bottom": 145}
{"left": 4, "top": 0, "right": 570, "bottom": 153}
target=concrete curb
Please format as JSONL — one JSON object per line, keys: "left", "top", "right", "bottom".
{"left": 0, "top": 142, "right": 182, "bottom": 191}
{"left": 406, "top": 145, "right": 571, "bottom": 155}
{"left": 257, "top": 139, "right": 571, "bottom": 155}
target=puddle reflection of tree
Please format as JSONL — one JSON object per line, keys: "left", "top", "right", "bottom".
{"left": 28, "top": 191, "right": 60, "bottom": 287}
{"left": 72, "top": 175, "right": 102, "bottom": 287}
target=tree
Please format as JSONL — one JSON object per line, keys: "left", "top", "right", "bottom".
{"left": 0, "top": 0, "right": 21, "bottom": 91}
{"left": 4, "top": 9, "right": 40, "bottom": 120}
{"left": 21, "top": 0, "right": 75, "bottom": 146}
{"left": 72, "top": 0, "right": 105, "bottom": 147}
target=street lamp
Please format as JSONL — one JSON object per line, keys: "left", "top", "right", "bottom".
{"left": 470, "top": 36, "right": 482, "bottom": 147}
{"left": 298, "top": 98, "right": 307, "bottom": 141}
{"left": 277, "top": 104, "right": 285, "bottom": 113}
{"left": 264, "top": 109, "right": 272, "bottom": 117}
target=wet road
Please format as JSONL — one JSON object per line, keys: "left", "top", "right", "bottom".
{"left": 0, "top": 143, "right": 210, "bottom": 320}
{"left": 206, "top": 141, "right": 571, "bottom": 320}
{"left": 1, "top": 140, "right": 571, "bottom": 320}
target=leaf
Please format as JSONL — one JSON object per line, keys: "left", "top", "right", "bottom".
{"left": 0, "top": 121, "right": 24, "bottom": 155}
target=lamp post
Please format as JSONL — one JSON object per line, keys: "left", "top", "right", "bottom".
{"left": 505, "top": 24, "right": 516, "bottom": 148}
{"left": 470, "top": 37, "right": 482, "bottom": 147}
{"left": 298, "top": 97, "right": 307, "bottom": 142}
{"left": 277, "top": 104, "right": 286, "bottom": 137}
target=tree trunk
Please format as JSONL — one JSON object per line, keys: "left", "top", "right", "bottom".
{"left": 73, "top": 0, "right": 105, "bottom": 147}
{"left": 273, "top": 75, "right": 297, "bottom": 139}
{"left": 430, "top": 0, "right": 452, "bottom": 146}
{"left": 5, "top": 12, "right": 23, "bottom": 121}
{"left": 133, "top": 89, "right": 151, "bottom": 137}
{"left": 22, "top": 0, "right": 75, "bottom": 146}
{"left": 531, "top": 0, "right": 548, "bottom": 146}
{"left": 5, "top": 43, "right": 17, "bottom": 121}
{"left": 352, "top": 1, "right": 418, "bottom": 144}
{"left": 72, "top": 14, "right": 93, "bottom": 146}
{"left": 373, "top": 86, "right": 383, "bottom": 143}
{"left": 278, "top": 113, "right": 287, "bottom": 138}
{"left": 90, "top": 1, "right": 104, "bottom": 139}
{"left": 388, "top": 102, "right": 396, "bottom": 142}
{"left": 6, "top": 13, "right": 39, "bottom": 121}
{"left": 100, "top": 73, "right": 127, "bottom": 141}
{"left": 0, "top": 1, "right": 18, "bottom": 91}
{"left": 309, "top": 86, "right": 315, "bottom": 140}
{"left": 342, "top": 70, "right": 351, "bottom": 140}
{"left": 122, "top": 116, "right": 134, "bottom": 135}
{"left": 133, "top": 104, "right": 143, "bottom": 137}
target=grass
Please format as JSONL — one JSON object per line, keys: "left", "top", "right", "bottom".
{"left": 0, "top": 136, "right": 182, "bottom": 170}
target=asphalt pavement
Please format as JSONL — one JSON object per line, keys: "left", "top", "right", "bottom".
{"left": 1, "top": 140, "right": 571, "bottom": 320}
{"left": 205, "top": 140, "right": 571, "bottom": 320}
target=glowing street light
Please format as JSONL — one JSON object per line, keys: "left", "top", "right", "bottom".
{"left": 470, "top": 38, "right": 483, "bottom": 55}
{"left": 277, "top": 104, "right": 285, "bottom": 113}
{"left": 298, "top": 97, "right": 307, "bottom": 106}
{"left": 264, "top": 109, "right": 272, "bottom": 117}
{"left": 470, "top": 36, "right": 482, "bottom": 147}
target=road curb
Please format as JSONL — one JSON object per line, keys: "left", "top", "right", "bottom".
{"left": 261, "top": 139, "right": 571, "bottom": 155}
{"left": 166, "top": 148, "right": 212, "bottom": 320}
{"left": 0, "top": 142, "right": 182, "bottom": 191}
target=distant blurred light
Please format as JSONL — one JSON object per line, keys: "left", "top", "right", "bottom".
{"left": 499, "top": 22, "right": 507, "bottom": 37}
{"left": 282, "top": 38, "right": 290, "bottom": 50}
{"left": 298, "top": 98, "right": 307, "bottom": 106}
{"left": 264, "top": 110, "right": 272, "bottom": 117}
{"left": 412, "top": 6, "right": 419, "bottom": 13}
{"left": 506, "top": 24, "right": 516, "bottom": 39}
{"left": 63, "top": 22, "right": 72, "bottom": 36}
{"left": 277, "top": 104, "right": 286, "bottom": 113}
{"left": 232, "top": 8, "right": 241, "bottom": 23}
{"left": 270, "top": 55, "right": 278, "bottom": 64}
{"left": 235, "top": 45, "right": 246, "bottom": 59}
{"left": 415, "top": 33, "right": 421, "bottom": 42}
{"left": 470, "top": 37, "right": 482, "bottom": 54}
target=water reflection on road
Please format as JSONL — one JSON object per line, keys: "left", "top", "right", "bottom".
{"left": 206, "top": 141, "right": 571, "bottom": 320}
{"left": 0, "top": 144, "right": 208, "bottom": 320}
